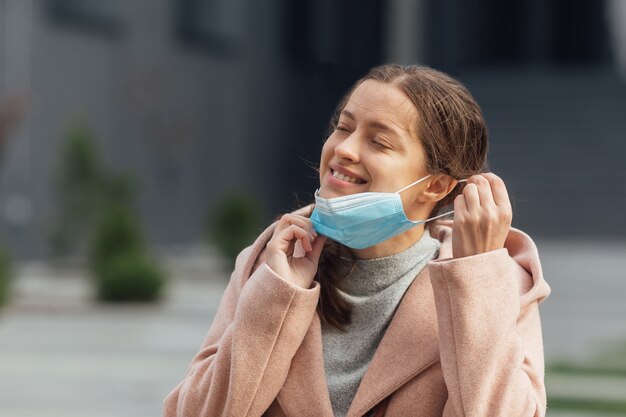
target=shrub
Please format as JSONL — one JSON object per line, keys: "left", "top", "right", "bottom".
{"left": 206, "top": 193, "right": 263, "bottom": 267}
{"left": 90, "top": 204, "right": 144, "bottom": 273}
{"left": 0, "top": 245, "right": 13, "bottom": 307}
{"left": 94, "top": 252, "right": 165, "bottom": 302}
{"left": 49, "top": 124, "right": 104, "bottom": 257}
{"left": 90, "top": 204, "right": 164, "bottom": 302}
{"left": 49, "top": 121, "right": 164, "bottom": 302}
{"left": 49, "top": 123, "right": 137, "bottom": 258}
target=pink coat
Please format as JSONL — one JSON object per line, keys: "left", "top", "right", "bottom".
{"left": 163, "top": 216, "right": 550, "bottom": 417}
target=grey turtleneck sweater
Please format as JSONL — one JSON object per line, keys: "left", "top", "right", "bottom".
{"left": 320, "top": 231, "right": 440, "bottom": 417}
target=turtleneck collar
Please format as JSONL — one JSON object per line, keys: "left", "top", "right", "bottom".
{"left": 339, "top": 230, "right": 440, "bottom": 297}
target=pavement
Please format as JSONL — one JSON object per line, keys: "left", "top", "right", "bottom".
{"left": 0, "top": 246, "right": 230, "bottom": 417}
{"left": 538, "top": 239, "right": 626, "bottom": 363}
{"left": 0, "top": 239, "right": 625, "bottom": 417}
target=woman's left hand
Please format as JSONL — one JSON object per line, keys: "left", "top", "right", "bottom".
{"left": 452, "top": 173, "right": 513, "bottom": 259}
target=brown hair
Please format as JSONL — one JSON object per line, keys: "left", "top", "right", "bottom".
{"left": 314, "top": 64, "right": 488, "bottom": 330}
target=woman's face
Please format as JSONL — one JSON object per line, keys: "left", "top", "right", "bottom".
{"left": 319, "top": 80, "right": 429, "bottom": 210}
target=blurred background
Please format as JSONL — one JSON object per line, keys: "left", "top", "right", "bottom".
{"left": 0, "top": 0, "right": 625, "bottom": 416}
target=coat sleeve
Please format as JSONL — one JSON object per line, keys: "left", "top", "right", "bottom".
{"left": 163, "top": 245, "right": 321, "bottom": 417}
{"left": 428, "top": 230, "right": 551, "bottom": 417}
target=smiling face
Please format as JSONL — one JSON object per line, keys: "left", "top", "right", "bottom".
{"left": 319, "top": 79, "right": 429, "bottom": 208}
{"left": 318, "top": 79, "right": 440, "bottom": 258}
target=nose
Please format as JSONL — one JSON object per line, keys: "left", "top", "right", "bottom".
{"left": 334, "top": 133, "right": 361, "bottom": 162}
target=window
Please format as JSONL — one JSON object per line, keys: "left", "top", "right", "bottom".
{"left": 46, "top": 0, "right": 121, "bottom": 37}
{"left": 175, "top": 0, "right": 244, "bottom": 55}
{"left": 285, "top": 0, "right": 384, "bottom": 69}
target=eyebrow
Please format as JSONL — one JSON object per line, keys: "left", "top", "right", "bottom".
{"left": 341, "top": 110, "right": 400, "bottom": 135}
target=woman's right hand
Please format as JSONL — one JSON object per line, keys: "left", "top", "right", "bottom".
{"left": 265, "top": 213, "right": 327, "bottom": 289}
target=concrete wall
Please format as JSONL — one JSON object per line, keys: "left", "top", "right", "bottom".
{"left": 0, "top": 0, "right": 258, "bottom": 258}
{"left": 0, "top": 0, "right": 622, "bottom": 258}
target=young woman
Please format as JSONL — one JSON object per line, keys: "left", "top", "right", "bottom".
{"left": 163, "top": 65, "right": 550, "bottom": 417}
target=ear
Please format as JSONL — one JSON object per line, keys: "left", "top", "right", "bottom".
{"left": 420, "top": 174, "right": 459, "bottom": 202}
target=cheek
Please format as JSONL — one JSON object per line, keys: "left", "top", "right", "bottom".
{"left": 319, "top": 138, "right": 336, "bottom": 166}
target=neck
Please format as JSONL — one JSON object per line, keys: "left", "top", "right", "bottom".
{"left": 352, "top": 224, "right": 426, "bottom": 259}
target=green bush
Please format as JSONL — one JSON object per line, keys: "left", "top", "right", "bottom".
{"left": 206, "top": 193, "right": 264, "bottom": 267}
{"left": 90, "top": 205, "right": 164, "bottom": 302}
{"left": 49, "top": 124, "right": 104, "bottom": 257}
{"left": 48, "top": 121, "right": 164, "bottom": 302}
{"left": 90, "top": 205, "right": 144, "bottom": 273}
{"left": 94, "top": 252, "right": 165, "bottom": 302}
{"left": 0, "top": 245, "right": 13, "bottom": 307}
{"left": 49, "top": 123, "right": 138, "bottom": 258}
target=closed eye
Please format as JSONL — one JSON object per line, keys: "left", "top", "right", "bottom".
{"left": 371, "top": 138, "right": 391, "bottom": 150}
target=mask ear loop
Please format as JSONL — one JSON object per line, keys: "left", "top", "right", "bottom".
{"left": 396, "top": 175, "right": 431, "bottom": 194}
{"left": 404, "top": 178, "right": 468, "bottom": 223}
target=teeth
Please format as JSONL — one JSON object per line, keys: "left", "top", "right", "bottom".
{"left": 332, "top": 169, "right": 361, "bottom": 184}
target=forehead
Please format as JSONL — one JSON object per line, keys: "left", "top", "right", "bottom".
{"left": 342, "top": 79, "right": 418, "bottom": 133}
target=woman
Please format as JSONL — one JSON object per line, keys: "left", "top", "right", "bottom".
{"left": 163, "top": 65, "right": 550, "bottom": 417}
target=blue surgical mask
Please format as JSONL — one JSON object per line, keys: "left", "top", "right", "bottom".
{"left": 310, "top": 175, "right": 464, "bottom": 249}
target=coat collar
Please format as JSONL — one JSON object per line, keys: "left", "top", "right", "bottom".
{"left": 277, "top": 314, "right": 335, "bottom": 417}
{"left": 248, "top": 209, "right": 445, "bottom": 417}
{"left": 346, "top": 266, "right": 440, "bottom": 417}
{"left": 247, "top": 210, "right": 540, "bottom": 417}
{"left": 277, "top": 266, "right": 441, "bottom": 417}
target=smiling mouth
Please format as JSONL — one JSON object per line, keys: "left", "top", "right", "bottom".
{"left": 330, "top": 169, "right": 367, "bottom": 184}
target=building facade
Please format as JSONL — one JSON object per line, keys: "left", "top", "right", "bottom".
{"left": 0, "top": 0, "right": 623, "bottom": 258}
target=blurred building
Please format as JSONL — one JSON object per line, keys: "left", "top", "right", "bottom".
{"left": 0, "top": 0, "right": 624, "bottom": 258}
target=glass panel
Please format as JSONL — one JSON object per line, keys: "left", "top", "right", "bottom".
{"left": 176, "top": 0, "right": 244, "bottom": 54}
{"left": 46, "top": 0, "right": 119, "bottom": 36}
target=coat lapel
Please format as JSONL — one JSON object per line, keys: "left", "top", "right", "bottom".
{"left": 277, "top": 313, "right": 335, "bottom": 417}
{"left": 346, "top": 268, "right": 441, "bottom": 417}
{"left": 249, "top": 211, "right": 448, "bottom": 417}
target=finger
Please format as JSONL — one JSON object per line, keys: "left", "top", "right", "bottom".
{"left": 454, "top": 192, "right": 468, "bottom": 216}
{"left": 275, "top": 214, "right": 314, "bottom": 234}
{"left": 462, "top": 182, "right": 480, "bottom": 212}
{"left": 290, "top": 213, "right": 315, "bottom": 228}
{"left": 291, "top": 225, "right": 314, "bottom": 252}
{"left": 306, "top": 235, "right": 327, "bottom": 265}
{"left": 482, "top": 173, "right": 512, "bottom": 210}
{"left": 301, "top": 231, "right": 313, "bottom": 252}
{"left": 472, "top": 175, "right": 495, "bottom": 208}
{"left": 274, "top": 225, "right": 312, "bottom": 253}
{"left": 276, "top": 214, "right": 308, "bottom": 231}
